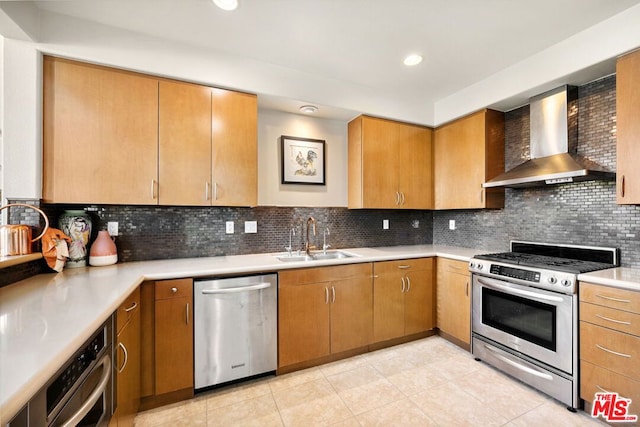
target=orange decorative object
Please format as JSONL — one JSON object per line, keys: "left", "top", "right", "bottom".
{"left": 89, "top": 230, "right": 117, "bottom": 266}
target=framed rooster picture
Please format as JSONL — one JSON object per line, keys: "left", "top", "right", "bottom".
{"left": 280, "top": 135, "right": 326, "bottom": 185}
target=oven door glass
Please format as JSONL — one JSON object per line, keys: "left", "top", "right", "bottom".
{"left": 482, "top": 287, "right": 556, "bottom": 351}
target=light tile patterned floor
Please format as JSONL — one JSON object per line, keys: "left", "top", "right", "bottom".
{"left": 134, "top": 336, "right": 606, "bottom": 426}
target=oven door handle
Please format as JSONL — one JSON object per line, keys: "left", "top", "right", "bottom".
{"left": 483, "top": 343, "right": 554, "bottom": 381}
{"left": 476, "top": 277, "right": 564, "bottom": 303}
{"left": 60, "top": 354, "right": 111, "bottom": 427}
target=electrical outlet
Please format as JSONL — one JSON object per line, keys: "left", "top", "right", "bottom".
{"left": 225, "top": 221, "right": 234, "bottom": 234}
{"left": 383, "top": 219, "right": 389, "bottom": 230}
{"left": 107, "top": 221, "right": 119, "bottom": 236}
{"left": 244, "top": 221, "right": 257, "bottom": 234}
{"left": 449, "top": 220, "right": 456, "bottom": 230}
{"left": 412, "top": 220, "right": 420, "bottom": 229}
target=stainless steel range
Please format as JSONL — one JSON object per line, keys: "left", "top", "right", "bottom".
{"left": 469, "top": 241, "right": 618, "bottom": 411}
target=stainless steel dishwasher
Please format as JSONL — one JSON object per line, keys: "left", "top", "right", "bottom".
{"left": 194, "top": 274, "right": 277, "bottom": 390}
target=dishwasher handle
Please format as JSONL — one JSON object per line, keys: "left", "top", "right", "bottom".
{"left": 200, "top": 282, "right": 272, "bottom": 294}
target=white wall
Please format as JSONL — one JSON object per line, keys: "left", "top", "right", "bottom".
{"left": 258, "top": 109, "right": 348, "bottom": 207}
{"left": 1, "top": 38, "right": 41, "bottom": 201}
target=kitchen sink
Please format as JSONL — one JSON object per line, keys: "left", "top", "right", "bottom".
{"left": 274, "top": 250, "right": 356, "bottom": 262}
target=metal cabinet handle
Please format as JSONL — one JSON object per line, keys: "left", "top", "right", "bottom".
{"left": 214, "top": 182, "right": 218, "bottom": 201}
{"left": 325, "top": 287, "right": 329, "bottom": 304}
{"left": 595, "top": 294, "right": 631, "bottom": 303}
{"left": 398, "top": 265, "right": 411, "bottom": 269}
{"left": 595, "top": 314, "right": 631, "bottom": 325}
{"left": 466, "top": 281, "right": 469, "bottom": 297}
{"left": 331, "top": 286, "right": 336, "bottom": 303}
{"left": 205, "top": 182, "right": 210, "bottom": 201}
{"left": 406, "top": 276, "right": 411, "bottom": 292}
{"left": 171, "top": 287, "right": 178, "bottom": 293}
{"left": 480, "top": 188, "right": 484, "bottom": 203}
{"left": 186, "top": 303, "right": 190, "bottom": 325}
{"left": 401, "top": 276, "right": 406, "bottom": 293}
{"left": 400, "top": 192, "right": 405, "bottom": 205}
{"left": 151, "top": 179, "right": 157, "bottom": 199}
{"left": 117, "top": 342, "right": 128, "bottom": 373}
{"left": 60, "top": 355, "right": 111, "bottom": 427}
{"left": 124, "top": 301, "right": 138, "bottom": 313}
{"left": 395, "top": 191, "right": 400, "bottom": 205}
{"left": 621, "top": 175, "right": 626, "bottom": 198}
{"left": 595, "top": 344, "right": 631, "bottom": 358}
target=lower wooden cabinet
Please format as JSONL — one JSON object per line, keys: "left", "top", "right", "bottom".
{"left": 111, "top": 287, "right": 141, "bottom": 427}
{"left": 140, "top": 279, "right": 194, "bottom": 410}
{"left": 579, "top": 281, "right": 640, "bottom": 418}
{"left": 372, "top": 258, "right": 435, "bottom": 343}
{"left": 436, "top": 258, "right": 471, "bottom": 348}
{"left": 278, "top": 264, "right": 373, "bottom": 369}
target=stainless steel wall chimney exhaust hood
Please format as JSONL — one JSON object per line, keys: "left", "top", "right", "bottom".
{"left": 483, "top": 85, "right": 615, "bottom": 188}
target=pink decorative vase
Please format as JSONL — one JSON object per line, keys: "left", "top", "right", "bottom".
{"left": 89, "top": 230, "right": 118, "bottom": 266}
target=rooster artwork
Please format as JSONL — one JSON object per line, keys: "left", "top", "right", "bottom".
{"left": 294, "top": 150, "right": 318, "bottom": 176}
{"left": 281, "top": 135, "right": 325, "bottom": 185}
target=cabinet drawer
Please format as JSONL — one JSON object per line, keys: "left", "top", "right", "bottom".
{"left": 436, "top": 258, "right": 468, "bottom": 276}
{"left": 580, "top": 282, "right": 640, "bottom": 314}
{"left": 581, "top": 322, "right": 640, "bottom": 380}
{"left": 116, "top": 286, "right": 140, "bottom": 334}
{"left": 374, "top": 258, "right": 433, "bottom": 275}
{"left": 581, "top": 360, "right": 640, "bottom": 408}
{"left": 155, "top": 278, "right": 193, "bottom": 300}
{"left": 279, "top": 263, "right": 372, "bottom": 286}
{"left": 580, "top": 301, "right": 640, "bottom": 336}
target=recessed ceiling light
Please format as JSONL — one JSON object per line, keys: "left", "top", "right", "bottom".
{"left": 299, "top": 105, "right": 318, "bottom": 114}
{"left": 403, "top": 54, "right": 423, "bottom": 66}
{"left": 212, "top": 0, "right": 238, "bottom": 11}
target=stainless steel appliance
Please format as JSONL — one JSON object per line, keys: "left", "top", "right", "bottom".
{"left": 194, "top": 274, "right": 277, "bottom": 390}
{"left": 469, "top": 241, "right": 617, "bottom": 410}
{"left": 9, "top": 319, "right": 113, "bottom": 426}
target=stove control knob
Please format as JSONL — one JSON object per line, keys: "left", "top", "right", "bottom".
{"left": 477, "top": 264, "right": 483, "bottom": 270}
{"left": 561, "top": 279, "right": 572, "bottom": 287}
{"left": 469, "top": 262, "right": 476, "bottom": 269}
{"left": 548, "top": 276, "right": 557, "bottom": 285}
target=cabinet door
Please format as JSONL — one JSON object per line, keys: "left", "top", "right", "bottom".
{"left": 278, "top": 281, "right": 331, "bottom": 367}
{"left": 373, "top": 272, "right": 405, "bottom": 342}
{"left": 404, "top": 263, "right": 436, "bottom": 335}
{"left": 155, "top": 281, "right": 193, "bottom": 395}
{"left": 211, "top": 89, "right": 258, "bottom": 206}
{"left": 330, "top": 276, "right": 373, "bottom": 354}
{"left": 617, "top": 50, "right": 640, "bottom": 204}
{"left": 437, "top": 272, "right": 470, "bottom": 344}
{"left": 434, "top": 110, "right": 504, "bottom": 210}
{"left": 43, "top": 56, "right": 159, "bottom": 204}
{"left": 158, "top": 80, "right": 212, "bottom": 205}
{"left": 434, "top": 112, "right": 486, "bottom": 209}
{"left": 361, "top": 117, "right": 401, "bottom": 208}
{"left": 398, "top": 125, "right": 433, "bottom": 209}
{"left": 114, "top": 305, "right": 141, "bottom": 427}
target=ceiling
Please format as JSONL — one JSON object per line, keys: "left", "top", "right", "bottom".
{"left": 3, "top": 0, "right": 640, "bottom": 124}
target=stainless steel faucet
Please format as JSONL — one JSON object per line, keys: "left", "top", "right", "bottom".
{"left": 305, "top": 216, "right": 317, "bottom": 256}
{"left": 323, "top": 227, "right": 331, "bottom": 254}
{"left": 285, "top": 227, "right": 296, "bottom": 256}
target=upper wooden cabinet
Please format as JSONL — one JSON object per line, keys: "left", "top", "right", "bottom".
{"left": 43, "top": 56, "right": 258, "bottom": 206}
{"left": 616, "top": 49, "right": 640, "bottom": 204}
{"left": 434, "top": 109, "right": 505, "bottom": 209}
{"left": 210, "top": 88, "right": 258, "bottom": 206}
{"left": 158, "top": 80, "right": 212, "bottom": 206}
{"left": 348, "top": 115, "right": 433, "bottom": 209}
{"left": 43, "top": 56, "right": 159, "bottom": 205}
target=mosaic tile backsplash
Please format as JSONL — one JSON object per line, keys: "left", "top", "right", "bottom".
{"left": 434, "top": 75, "right": 640, "bottom": 268}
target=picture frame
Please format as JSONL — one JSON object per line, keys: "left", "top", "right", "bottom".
{"left": 280, "top": 135, "right": 326, "bottom": 185}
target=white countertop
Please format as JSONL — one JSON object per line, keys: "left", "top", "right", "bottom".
{"left": 0, "top": 244, "right": 479, "bottom": 423}
{"left": 578, "top": 267, "right": 640, "bottom": 292}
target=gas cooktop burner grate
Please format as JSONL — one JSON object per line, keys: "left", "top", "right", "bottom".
{"left": 474, "top": 252, "right": 615, "bottom": 274}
